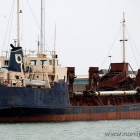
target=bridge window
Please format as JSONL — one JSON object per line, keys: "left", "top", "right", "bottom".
{"left": 40, "top": 60, "right": 47, "bottom": 65}
{"left": 30, "top": 60, "right": 36, "bottom": 65}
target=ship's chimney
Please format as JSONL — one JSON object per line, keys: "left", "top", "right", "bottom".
{"left": 8, "top": 44, "right": 24, "bottom": 72}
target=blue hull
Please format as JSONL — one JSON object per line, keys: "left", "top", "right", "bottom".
{"left": 0, "top": 83, "right": 140, "bottom": 122}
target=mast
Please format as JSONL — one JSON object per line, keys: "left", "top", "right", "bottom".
{"left": 40, "top": 0, "right": 45, "bottom": 54}
{"left": 17, "top": 0, "right": 21, "bottom": 47}
{"left": 120, "top": 12, "right": 128, "bottom": 63}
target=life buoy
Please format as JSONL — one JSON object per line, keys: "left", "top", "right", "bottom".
{"left": 4, "top": 80, "right": 8, "bottom": 87}
{"left": 15, "top": 54, "right": 22, "bottom": 64}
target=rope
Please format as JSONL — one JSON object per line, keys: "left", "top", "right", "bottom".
{"left": 7, "top": 4, "right": 15, "bottom": 51}
{"left": 2, "top": 0, "right": 15, "bottom": 54}
{"left": 126, "top": 27, "right": 139, "bottom": 68}
{"left": 100, "top": 26, "right": 122, "bottom": 69}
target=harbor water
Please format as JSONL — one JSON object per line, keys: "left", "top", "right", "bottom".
{"left": 0, "top": 120, "right": 140, "bottom": 140}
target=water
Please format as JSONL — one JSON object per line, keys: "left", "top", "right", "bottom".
{"left": 0, "top": 120, "right": 140, "bottom": 140}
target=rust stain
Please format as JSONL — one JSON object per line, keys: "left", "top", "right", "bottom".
{"left": 0, "top": 111, "right": 140, "bottom": 122}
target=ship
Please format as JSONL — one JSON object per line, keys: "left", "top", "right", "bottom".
{"left": 0, "top": 1, "right": 140, "bottom": 122}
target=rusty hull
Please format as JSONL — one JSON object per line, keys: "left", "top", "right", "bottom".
{"left": 0, "top": 105, "right": 140, "bottom": 122}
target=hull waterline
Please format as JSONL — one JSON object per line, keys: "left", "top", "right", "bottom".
{"left": 1, "top": 105, "right": 140, "bottom": 122}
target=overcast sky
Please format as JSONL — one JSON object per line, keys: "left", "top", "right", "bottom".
{"left": 0, "top": 0, "right": 140, "bottom": 75}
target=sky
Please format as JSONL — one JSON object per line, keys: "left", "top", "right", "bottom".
{"left": 0, "top": 0, "right": 140, "bottom": 75}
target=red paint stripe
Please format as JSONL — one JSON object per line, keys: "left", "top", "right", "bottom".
{"left": 0, "top": 111, "right": 140, "bottom": 122}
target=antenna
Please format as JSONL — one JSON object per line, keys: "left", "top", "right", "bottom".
{"left": 37, "top": 35, "right": 40, "bottom": 55}
{"left": 54, "top": 23, "right": 56, "bottom": 55}
{"left": 120, "top": 12, "right": 128, "bottom": 63}
{"left": 40, "top": 0, "right": 45, "bottom": 54}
